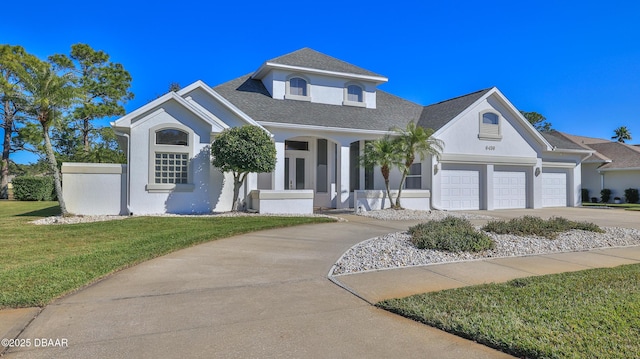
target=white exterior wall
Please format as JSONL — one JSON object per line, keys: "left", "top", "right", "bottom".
{"left": 268, "top": 70, "right": 377, "bottom": 109}
{"left": 431, "top": 95, "right": 542, "bottom": 210}
{"left": 128, "top": 101, "right": 233, "bottom": 214}
{"left": 581, "top": 163, "right": 602, "bottom": 199}
{"left": 436, "top": 97, "right": 539, "bottom": 158}
{"left": 602, "top": 170, "right": 640, "bottom": 201}
{"left": 62, "top": 163, "right": 127, "bottom": 215}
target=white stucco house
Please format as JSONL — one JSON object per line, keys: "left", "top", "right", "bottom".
{"left": 62, "top": 48, "right": 592, "bottom": 215}
{"left": 542, "top": 132, "right": 640, "bottom": 202}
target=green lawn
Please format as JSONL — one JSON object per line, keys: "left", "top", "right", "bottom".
{"left": 582, "top": 202, "right": 640, "bottom": 209}
{"left": 0, "top": 201, "right": 334, "bottom": 308}
{"left": 378, "top": 265, "right": 640, "bottom": 358}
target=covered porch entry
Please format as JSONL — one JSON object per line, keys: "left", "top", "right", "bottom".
{"left": 256, "top": 134, "right": 376, "bottom": 209}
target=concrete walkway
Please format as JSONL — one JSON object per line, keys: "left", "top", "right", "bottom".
{"left": 2, "top": 207, "right": 638, "bottom": 358}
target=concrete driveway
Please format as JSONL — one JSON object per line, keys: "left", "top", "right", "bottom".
{"left": 470, "top": 206, "right": 640, "bottom": 230}
{"left": 4, "top": 218, "right": 510, "bottom": 358}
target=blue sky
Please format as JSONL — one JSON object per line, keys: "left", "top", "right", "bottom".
{"left": 3, "top": 0, "right": 639, "bottom": 164}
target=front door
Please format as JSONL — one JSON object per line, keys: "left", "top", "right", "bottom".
{"left": 284, "top": 156, "right": 310, "bottom": 190}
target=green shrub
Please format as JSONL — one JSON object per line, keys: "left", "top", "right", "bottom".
{"left": 482, "top": 216, "right": 604, "bottom": 239}
{"left": 600, "top": 188, "right": 612, "bottom": 203}
{"left": 581, "top": 188, "right": 589, "bottom": 202}
{"left": 409, "top": 217, "right": 495, "bottom": 252}
{"left": 11, "top": 176, "right": 56, "bottom": 201}
{"left": 624, "top": 188, "right": 639, "bottom": 204}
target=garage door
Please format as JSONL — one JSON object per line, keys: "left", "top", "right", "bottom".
{"left": 542, "top": 172, "right": 567, "bottom": 207}
{"left": 493, "top": 171, "right": 526, "bottom": 209}
{"left": 441, "top": 170, "right": 480, "bottom": 210}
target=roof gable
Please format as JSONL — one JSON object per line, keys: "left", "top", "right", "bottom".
{"left": 111, "top": 92, "right": 218, "bottom": 131}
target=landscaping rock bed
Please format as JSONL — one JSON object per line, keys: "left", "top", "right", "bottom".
{"left": 331, "top": 226, "right": 640, "bottom": 275}
{"left": 357, "top": 208, "right": 495, "bottom": 221}
{"left": 31, "top": 212, "right": 343, "bottom": 225}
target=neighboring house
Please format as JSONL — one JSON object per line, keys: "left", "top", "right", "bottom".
{"left": 62, "top": 48, "right": 589, "bottom": 215}
{"left": 545, "top": 132, "right": 640, "bottom": 202}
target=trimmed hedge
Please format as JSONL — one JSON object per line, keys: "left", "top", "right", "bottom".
{"left": 625, "top": 188, "right": 639, "bottom": 204}
{"left": 11, "top": 176, "right": 56, "bottom": 201}
{"left": 409, "top": 217, "right": 495, "bottom": 252}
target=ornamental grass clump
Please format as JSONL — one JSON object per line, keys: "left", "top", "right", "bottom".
{"left": 408, "top": 217, "right": 494, "bottom": 252}
{"left": 482, "top": 216, "right": 604, "bottom": 239}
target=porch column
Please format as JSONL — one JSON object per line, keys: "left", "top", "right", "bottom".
{"left": 273, "top": 140, "right": 285, "bottom": 190}
{"left": 336, "top": 143, "right": 350, "bottom": 208}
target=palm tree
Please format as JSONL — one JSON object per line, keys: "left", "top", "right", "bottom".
{"left": 612, "top": 126, "right": 632, "bottom": 143}
{"left": 362, "top": 135, "right": 401, "bottom": 209}
{"left": 15, "top": 57, "right": 77, "bottom": 215}
{"left": 393, "top": 121, "right": 444, "bottom": 209}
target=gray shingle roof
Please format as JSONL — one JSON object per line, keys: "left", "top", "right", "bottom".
{"left": 588, "top": 142, "right": 640, "bottom": 169}
{"left": 542, "top": 131, "right": 592, "bottom": 151}
{"left": 266, "top": 48, "right": 385, "bottom": 78}
{"left": 214, "top": 74, "right": 423, "bottom": 131}
{"left": 418, "top": 89, "right": 491, "bottom": 130}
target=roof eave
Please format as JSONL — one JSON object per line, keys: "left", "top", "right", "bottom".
{"left": 252, "top": 62, "right": 388, "bottom": 84}
{"left": 598, "top": 167, "right": 640, "bottom": 172}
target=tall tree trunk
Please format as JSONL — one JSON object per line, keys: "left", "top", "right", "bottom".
{"left": 83, "top": 118, "right": 90, "bottom": 152}
{"left": 1, "top": 120, "right": 10, "bottom": 199}
{"left": 42, "top": 125, "right": 68, "bottom": 216}
{"left": 1, "top": 100, "right": 14, "bottom": 199}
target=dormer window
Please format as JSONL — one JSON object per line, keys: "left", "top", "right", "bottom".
{"left": 285, "top": 75, "right": 311, "bottom": 101}
{"left": 343, "top": 83, "right": 366, "bottom": 107}
{"left": 478, "top": 111, "right": 502, "bottom": 141}
{"left": 347, "top": 85, "right": 363, "bottom": 102}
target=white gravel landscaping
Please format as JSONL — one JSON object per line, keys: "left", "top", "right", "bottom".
{"left": 357, "top": 208, "right": 495, "bottom": 221}
{"left": 31, "top": 212, "right": 343, "bottom": 225}
{"left": 331, "top": 226, "right": 640, "bottom": 276}
{"left": 335, "top": 208, "right": 640, "bottom": 275}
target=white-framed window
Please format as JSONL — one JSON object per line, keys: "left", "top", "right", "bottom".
{"left": 285, "top": 75, "right": 311, "bottom": 101}
{"left": 343, "top": 82, "right": 366, "bottom": 107}
{"left": 347, "top": 85, "right": 363, "bottom": 102}
{"left": 405, "top": 163, "right": 421, "bottom": 189}
{"left": 482, "top": 113, "right": 499, "bottom": 125}
{"left": 289, "top": 77, "right": 307, "bottom": 96}
{"left": 147, "top": 124, "right": 194, "bottom": 192}
{"left": 156, "top": 129, "right": 188, "bottom": 146}
{"left": 478, "top": 111, "right": 502, "bottom": 141}
{"left": 154, "top": 153, "right": 189, "bottom": 184}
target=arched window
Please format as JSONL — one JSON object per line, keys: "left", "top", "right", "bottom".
{"left": 156, "top": 129, "right": 188, "bottom": 146}
{"left": 347, "top": 85, "right": 363, "bottom": 103}
{"left": 478, "top": 112, "right": 502, "bottom": 140}
{"left": 289, "top": 77, "right": 307, "bottom": 97}
{"left": 482, "top": 113, "right": 499, "bottom": 125}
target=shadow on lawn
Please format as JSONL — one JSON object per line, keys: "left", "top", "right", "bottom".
{"left": 15, "top": 205, "right": 61, "bottom": 218}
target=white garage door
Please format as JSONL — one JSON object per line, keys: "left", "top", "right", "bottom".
{"left": 493, "top": 171, "right": 526, "bottom": 209}
{"left": 542, "top": 172, "right": 567, "bottom": 207}
{"left": 441, "top": 170, "right": 480, "bottom": 210}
